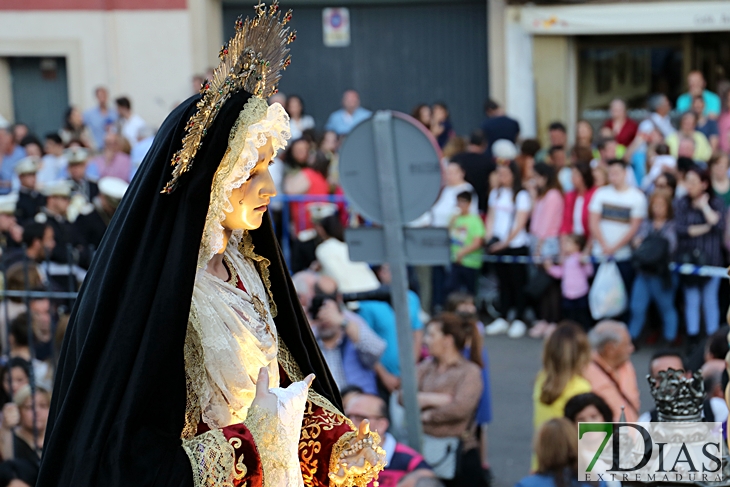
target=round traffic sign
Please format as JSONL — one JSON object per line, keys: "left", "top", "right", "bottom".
{"left": 338, "top": 112, "right": 441, "bottom": 225}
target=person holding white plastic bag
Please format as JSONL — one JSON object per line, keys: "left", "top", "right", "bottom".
{"left": 588, "top": 159, "right": 647, "bottom": 323}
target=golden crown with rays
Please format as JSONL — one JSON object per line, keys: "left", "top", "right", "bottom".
{"left": 162, "top": 0, "right": 295, "bottom": 194}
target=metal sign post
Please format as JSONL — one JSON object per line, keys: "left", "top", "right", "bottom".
{"left": 339, "top": 110, "right": 447, "bottom": 451}
{"left": 371, "top": 111, "right": 424, "bottom": 450}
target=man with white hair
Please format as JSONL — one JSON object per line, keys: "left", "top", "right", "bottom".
{"left": 583, "top": 320, "right": 640, "bottom": 421}
{"left": 638, "top": 94, "right": 675, "bottom": 138}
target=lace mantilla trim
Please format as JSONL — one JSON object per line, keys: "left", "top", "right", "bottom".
{"left": 182, "top": 429, "right": 247, "bottom": 487}
{"left": 197, "top": 98, "right": 290, "bottom": 269}
{"left": 182, "top": 303, "right": 206, "bottom": 440}
{"left": 240, "top": 230, "right": 277, "bottom": 318}
{"left": 245, "top": 404, "right": 298, "bottom": 487}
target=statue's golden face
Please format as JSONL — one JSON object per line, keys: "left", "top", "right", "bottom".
{"left": 222, "top": 138, "right": 276, "bottom": 231}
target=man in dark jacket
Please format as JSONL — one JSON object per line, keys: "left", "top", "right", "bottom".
{"left": 74, "top": 176, "right": 128, "bottom": 252}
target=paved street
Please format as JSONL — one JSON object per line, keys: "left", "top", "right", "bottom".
{"left": 485, "top": 334, "right": 656, "bottom": 487}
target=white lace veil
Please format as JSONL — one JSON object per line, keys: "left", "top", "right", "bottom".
{"left": 197, "top": 97, "right": 291, "bottom": 269}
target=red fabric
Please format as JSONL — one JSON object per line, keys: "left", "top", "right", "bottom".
{"left": 220, "top": 423, "right": 265, "bottom": 487}
{"left": 602, "top": 118, "right": 639, "bottom": 147}
{"left": 192, "top": 422, "right": 263, "bottom": 487}
{"left": 235, "top": 274, "right": 246, "bottom": 293}
{"left": 290, "top": 168, "right": 331, "bottom": 233}
{"left": 560, "top": 187, "right": 597, "bottom": 239}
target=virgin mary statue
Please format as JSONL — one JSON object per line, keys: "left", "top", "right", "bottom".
{"left": 36, "top": 3, "right": 384, "bottom": 486}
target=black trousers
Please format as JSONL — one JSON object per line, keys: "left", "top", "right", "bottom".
{"left": 493, "top": 246, "right": 529, "bottom": 321}
{"left": 445, "top": 264, "right": 479, "bottom": 297}
{"left": 538, "top": 280, "right": 561, "bottom": 323}
{"left": 443, "top": 447, "right": 489, "bottom": 487}
{"left": 562, "top": 295, "right": 592, "bottom": 330}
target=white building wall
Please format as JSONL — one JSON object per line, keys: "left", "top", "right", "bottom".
{"left": 0, "top": 10, "right": 196, "bottom": 128}
{"left": 505, "top": 9, "right": 536, "bottom": 139}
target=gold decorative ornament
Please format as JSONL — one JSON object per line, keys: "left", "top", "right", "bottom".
{"left": 162, "top": 0, "right": 295, "bottom": 194}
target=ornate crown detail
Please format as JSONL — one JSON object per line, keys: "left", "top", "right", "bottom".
{"left": 648, "top": 368, "right": 704, "bottom": 421}
{"left": 162, "top": 0, "right": 295, "bottom": 194}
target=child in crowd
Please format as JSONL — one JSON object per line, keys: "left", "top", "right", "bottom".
{"left": 445, "top": 191, "right": 485, "bottom": 297}
{"left": 544, "top": 234, "right": 594, "bottom": 331}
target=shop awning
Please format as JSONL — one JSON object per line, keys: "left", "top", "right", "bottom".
{"left": 520, "top": 1, "right": 730, "bottom": 35}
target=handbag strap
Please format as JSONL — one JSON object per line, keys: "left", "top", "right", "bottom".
{"left": 591, "top": 359, "right": 639, "bottom": 416}
{"left": 424, "top": 437, "right": 460, "bottom": 467}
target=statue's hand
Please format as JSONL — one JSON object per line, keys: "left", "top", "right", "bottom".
{"left": 329, "top": 420, "right": 386, "bottom": 486}
{"left": 250, "top": 366, "right": 314, "bottom": 416}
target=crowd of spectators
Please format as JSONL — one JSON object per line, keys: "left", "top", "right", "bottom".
{"left": 0, "top": 85, "right": 142, "bottom": 485}
{"left": 1, "top": 66, "right": 730, "bottom": 487}
{"left": 417, "top": 70, "right": 730, "bottom": 355}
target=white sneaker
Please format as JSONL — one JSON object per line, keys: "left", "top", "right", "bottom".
{"left": 485, "top": 318, "right": 509, "bottom": 335}
{"left": 507, "top": 320, "right": 527, "bottom": 338}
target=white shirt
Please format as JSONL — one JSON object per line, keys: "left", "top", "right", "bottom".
{"left": 573, "top": 195, "right": 585, "bottom": 235}
{"left": 120, "top": 113, "right": 147, "bottom": 147}
{"left": 559, "top": 167, "right": 574, "bottom": 192}
{"left": 429, "top": 182, "right": 478, "bottom": 228}
{"left": 289, "top": 115, "right": 315, "bottom": 141}
{"left": 383, "top": 432, "right": 398, "bottom": 467}
{"left": 589, "top": 185, "right": 647, "bottom": 261}
{"left": 129, "top": 135, "right": 155, "bottom": 180}
{"left": 642, "top": 154, "right": 676, "bottom": 190}
{"left": 38, "top": 154, "right": 68, "bottom": 188}
{"left": 638, "top": 113, "right": 675, "bottom": 138}
{"left": 488, "top": 188, "right": 531, "bottom": 248}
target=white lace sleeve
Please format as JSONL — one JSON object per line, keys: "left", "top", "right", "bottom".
{"left": 244, "top": 380, "right": 309, "bottom": 487}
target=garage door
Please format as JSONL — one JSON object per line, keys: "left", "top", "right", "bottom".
{"left": 223, "top": 1, "right": 488, "bottom": 136}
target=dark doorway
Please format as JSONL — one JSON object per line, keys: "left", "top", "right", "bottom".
{"left": 10, "top": 57, "right": 69, "bottom": 138}
{"left": 223, "top": 1, "right": 488, "bottom": 136}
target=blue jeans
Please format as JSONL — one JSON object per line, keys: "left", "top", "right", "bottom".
{"left": 683, "top": 276, "right": 722, "bottom": 336}
{"left": 628, "top": 272, "right": 679, "bottom": 341}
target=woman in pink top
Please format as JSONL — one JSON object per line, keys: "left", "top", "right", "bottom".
{"left": 87, "top": 132, "right": 132, "bottom": 182}
{"left": 529, "top": 163, "right": 564, "bottom": 338}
